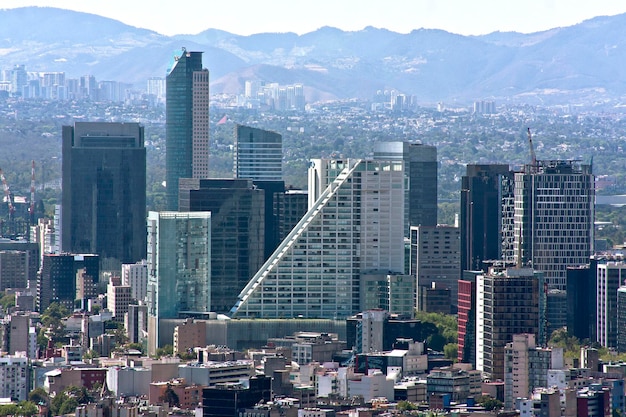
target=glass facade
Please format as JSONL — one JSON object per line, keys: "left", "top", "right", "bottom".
{"left": 165, "top": 49, "right": 209, "bottom": 210}
{"left": 234, "top": 125, "right": 283, "bottom": 181}
{"left": 146, "top": 211, "right": 211, "bottom": 320}
{"left": 231, "top": 159, "right": 404, "bottom": 319}
{"left": 61, "top": 122, "right": 146, "bottom": 265}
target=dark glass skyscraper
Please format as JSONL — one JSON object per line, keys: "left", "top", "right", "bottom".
{"left": 179, "top": 179, "right": 265, "bottom": 313}
{"left": 165, "top": 49, "right": 209, "bottom": 210}
{"left": 460, "top": 164, "right": 512, "bottom": 273}
{"left": 61, "top": 122, "right": 146, "bottom": 267}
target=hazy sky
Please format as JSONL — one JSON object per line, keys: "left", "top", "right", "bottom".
{"left": 3, "top": 0, "right": 626, "bottom": 36}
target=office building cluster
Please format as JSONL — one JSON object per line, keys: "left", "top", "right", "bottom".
{"left": 1, "top": 47, "right": 623, "bottom": 417}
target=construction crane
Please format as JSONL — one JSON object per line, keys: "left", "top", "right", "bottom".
{"left": 527, "top": 127, "right": 537, "bottom": 167}
{"left": 0, "top": 168, "right": 15, "bottom": 221}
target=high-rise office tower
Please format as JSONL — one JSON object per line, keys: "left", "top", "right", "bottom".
{"left": 165, "top": 49, "right": 210, "bottom": 210}
{"left": 460, "top": 164, "right": 513, "bottom": 273}
{"left": 146, "top": 211, "right": 211, "bottom": 354}
{"left": 596, "top": 260, "right": 625, "bottom": 349}
{"left": 410, "top": 225, "right": 460, "bottom": 313}
{"left": 476, "top": 265, "right": 546, "bottom": 381}
{"left": 566, "top": 263, "right": 597, "bottom": 342}
{"left": 61, "top": 122, "right": 146, "bottom": 266}
{"left": 234, "top": 125, "right": 283, "bottom": 181}
{"left": 231, "top": 159, "right": 404, "bottom": 319}
{"left": 514, "top": 160, "right": 594, "bottom": 291}
{"left": 178, "top": 179, "right": 264, "bottom": 313}
{"left": 373, "top": 141, "right": 437, "bottom": 235}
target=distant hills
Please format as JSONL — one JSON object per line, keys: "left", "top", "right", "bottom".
{"left": 2, "top": 6, "right": 626, "bottom": 104}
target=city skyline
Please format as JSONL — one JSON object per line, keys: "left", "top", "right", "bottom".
{"left": 2, "top": 1, "right": 626, "bottom": 37}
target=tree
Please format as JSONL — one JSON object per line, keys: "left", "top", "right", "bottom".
{"left": 155, "top": 344, "right": 173, "bottom": 358}
{"left": 28, "top": 387, "right": 49, "bottom": 406}
{"left": 0, "top": 293, "right": 15, "bottom": 310}
{"left": 159, "top": 384, "right": 180, "bottom": 407}
{"left": 443, "top": 343, "right": 458, "bottom": 360}
{"left": 396, "top": 400, "right": 418, "bottom": 411}
{"left": 477, "top": 395, "right": 503, "bottom": 411}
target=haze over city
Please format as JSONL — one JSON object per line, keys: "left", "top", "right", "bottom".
{"left": 3, "top": 0, "right": 626, "bottom": 36}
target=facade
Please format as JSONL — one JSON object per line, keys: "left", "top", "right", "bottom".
{"left": 0, "top": 250, "right": 28, "bottom": 290}
{"left": 417, "top": 283, "right": 451, "bottom": 314}
{"left": 173, "top": 318, "right": 207, "bottom": 354}
{"left": 61, "top": 122, "right": 146, "bottom": 266}
{"left": 178, "top": 179, "right": 264, "bottom": 313}
{"left": 106, "top": 367, "right": 151, "bottom": 398}
{"left": 146, "top": 211, "right": 211, "bottom": 354}
{"left": 514, "top": 160, "right": 594, "bottom": 291}
{"left": 476, "top": 265, "right": 546, "bottom": 381}
{"left": 411, "top": 225, "right": 460, "bottom": 312}
{"left": 0, "top": 354, "right": 29, "bottom": 401}
{"left": 274, "top": 189, "right": 308, "bottom": 242}
{"left": 596, "top": 261, "right": 626, "bottom": 349}
{"left": 360, "top": 273, "right": 415, "bottom": 318}
{"left": 457, "top": 271, "right": 479, "bottom": 365}
{"left": 107, "top": 278, "right": 132, "bottom": 322}
{"left": 618, "top": 286, "right": 626, "bottom": 352}
{"left": 0, "top": 241, "right": 39, "bottom": 290}
{"left": 460, "top": 164, "right": 512, "bottom": 272}
{"left": 231, "top": 159, "right": 404, "bottom": 319}
{"left": 503, "top": 334, "right": 564, "bottom": 410}
{"left": 165, "top": 49, "right": 209, "bottom": 210}
{"left": 202, "top": 376, "right": 271, "bottom": 417}
{"left": 179, "top": 361, "right": 254, "bottom": 387}
{"left": 567, "top": 263, "right": 597, "bottom": 342}
{"left": 38, "top": 253, "right": 76, "bottom": 311}
{"left": 373, "top": 141, "right": 438, "bottom": 235}
{"left": 234, "top": 125, "right": 282, "bottom": 181}
{"left": 121, "top": 260, "right": 148, "bottom": 303}
{"left": 125, "top": 304, "right": 148, "bottom": 344}
{"left": 426, "top": 366, "right": 481, "bottom": 403}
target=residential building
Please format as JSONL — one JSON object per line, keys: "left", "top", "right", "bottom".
{"left": 173, "top": 318, "right": 207, "bottom": 354}
{"left": 165, "top": 48, "right": 209, "bottom": 210}
{"left": 373, "top": 141, "right": 438, "bottom": 234}
{"left": 106, "top": 366, "right": 151, "bottom": 398}
{"left": 0, "top": 354, "right": 29, "bottom": 401}
{"left": 504, "top": 334, "right": 564, "bottom": 410}
{"left": 476, "top": 265, "right": 546, "bottom": 381}
{"left": 146, "top": 211, "right": 211, "bottom": 356}
{"left": 348, "top": 370, "right": 395, "bottom": 402}
{"left": 107, "top": 277, "right": 132, "bottom": 322}
{"left": 61, "top": 122, "right": 146, "bottom": 266}
{"left": 231, "top": 159, "right": 404, "bottom": 319}
{"left": 121, "top": 260, "right": 148, "bottom": 303}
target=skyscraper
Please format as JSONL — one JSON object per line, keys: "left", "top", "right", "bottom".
{"left": 178, "top": 179, "right": 264, "bottom": 313}
{"left": 231, "top": 159, "right": 405, "bottom": 319}
{"left": 146, "top": 211, "right": 211, "bottom": 353}
{"left": 234, "top": 125, "right": 283, "bottom": 181}
{"left": 373, "top": 141, "right": 437, "bottom": 235}
{"left": 476, "top": 264, "right": 546, "bottom": 381}
{"left": 460, "top": 164, "right": 513, "bottom": 273}
{"left": 514, "top": 160, "right": 594, "bottom": 290}
{"left": 165, "top": 49, "right": 210, "bottom": 210}
{"left": 61, "top": 122, "right": 146, "bottom": 266}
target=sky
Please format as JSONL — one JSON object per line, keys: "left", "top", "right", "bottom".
{"left": 3, "top": 0, "right": 626, "bottom": 36}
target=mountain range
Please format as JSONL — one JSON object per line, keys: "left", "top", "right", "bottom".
{"left": 2, "top": 7, "right": 626, "bottom": 105}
